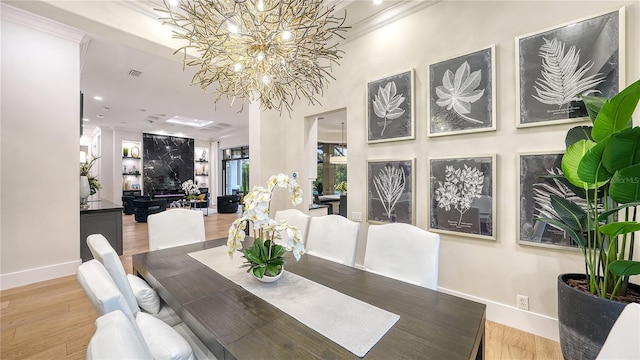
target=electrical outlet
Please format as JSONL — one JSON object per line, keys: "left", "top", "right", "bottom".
{"left": 352, "top": 212, "right": 363, "bottom": 222}
{"left": 517, "top": 295, "right": 529, "bottom": 311}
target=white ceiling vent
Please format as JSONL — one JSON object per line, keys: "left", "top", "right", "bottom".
{"left": 128, "top": 69, "right": 143, "bottom": 77}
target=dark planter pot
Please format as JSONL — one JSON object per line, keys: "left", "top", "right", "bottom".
{"left": 557, "top": 273, "right": 633, "bottom": 360}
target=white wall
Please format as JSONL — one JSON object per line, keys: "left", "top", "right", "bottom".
{"left": 259, "top": 1, "right": 640, "bottom": 340}
{"left": 0, "top": 5, "right": 85, "bottom": 289}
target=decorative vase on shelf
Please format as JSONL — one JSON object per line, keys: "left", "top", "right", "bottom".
{"left": 131, "top": 146, "right": 140, "bottom": 158}
{"left": 80, "top": 176, "right": 90, "bottom": 208}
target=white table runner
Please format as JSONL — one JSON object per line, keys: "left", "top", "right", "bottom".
{"left": 188, "top": 246, "right": 399, "bottom": 357}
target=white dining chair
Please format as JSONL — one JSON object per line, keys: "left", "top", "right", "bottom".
{"left": 77, "top": 260, "right": 195, "bottom": 360}
{"left": 86, "top": 234, "right": 182, "bottom": 326}
{"left": 87, "top": 310, "right": 153, "bottom": 360}
{"left": 364, "top": 223, "right": 440, "bottom": 290}
{"left": 274, "top": 208, "right": 311, "bottom": 246}
{"left": 148, "top": 209, "right": 206, "bottom": 250}
{"left": 305, "top": 214, "right": 360, "bottom": 266}
{"left": 596, "top": 303, "right": 640, "bottom": 359}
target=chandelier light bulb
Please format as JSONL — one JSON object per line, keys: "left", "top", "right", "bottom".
{"left": 158, "top": 0, "right": 350, "bottom": 113}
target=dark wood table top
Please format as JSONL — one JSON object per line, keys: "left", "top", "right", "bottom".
{"left": 132, "top": 239, "right": 486, "bottom": 360}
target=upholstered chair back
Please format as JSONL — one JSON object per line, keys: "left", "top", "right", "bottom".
{"left": 306, "top": 215, "right": 360, "bottom": 266}
{"left": 364, "top": 223, "right": 440, "bottom": 290}
{"left": 147, "top": 209, "right": 206, "bottom": 251}
{"left": 274, "top": 208, "right": 311, "bottom": 245}
{"left": 87, "top": 234, "right": 140, "bottom": 315}
{"left": 86, "top": 310, "right": 153, "bottom": 360}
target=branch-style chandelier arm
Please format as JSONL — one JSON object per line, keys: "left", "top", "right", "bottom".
{"left": 157, "top": 0, "right": 350, "bottom": 114}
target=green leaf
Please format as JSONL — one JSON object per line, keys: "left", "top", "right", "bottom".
{"left": 608, "top": 260, "right": 640, "bottom": 277}
{"left": 565, "top": 126, "right": 594, "bottom": 147}
{"left": 563, "top": 140, "right": 596, "bottom": 188}
{"left": 582, "top": 96, "right": 607, "bottom": 123}
{"left": 598, "top": 221, "right": 640, "bottom": 237}
{"left": 591, "top": 79, "right": 640, "bottom": 142}
{"left": 577, "top": 138, "right": 612, "bottom": 185}
{"left": 535, "top": 217, "right": 586, "bottom": 247}
{"left": 550, "top": 195, "right": 588, "bottom": 230}
{"left": 610, "top": 164, "right": 640, "bottom": 203}
{"left": 271, "top": 244, "right": 286, "bottom": 258}
{"left": 598, "top": 201, "right": 640, "bottom": 220}
{"left": 253, "top": 266, "right": 266, "bottom": 278}
{"left": 266, "top": 263, "right": 280, "bottom": 276}
{"left": 601, "top": 127, "right": 640, "bottom": 174}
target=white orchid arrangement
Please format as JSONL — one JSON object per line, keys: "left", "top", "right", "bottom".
{"left": 181, "top": 180, "right": 201, "bottom": 200}
{"left": 227, "top": 173, "right": 305, "bottom": 278}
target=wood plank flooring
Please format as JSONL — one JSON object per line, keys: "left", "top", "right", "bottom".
{"left": 1, "top": 209, "right": 562, "bottom": 359}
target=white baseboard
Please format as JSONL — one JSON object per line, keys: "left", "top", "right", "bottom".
{"left": 0, "top": 260, "right": 81, "bottom": 291}
{"left": 438, "top": 286, "right": 559, "bottom": 341}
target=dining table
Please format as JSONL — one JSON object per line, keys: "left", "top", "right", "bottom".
{"left": 132, "top": 238, "right": 486, "bottom": 359}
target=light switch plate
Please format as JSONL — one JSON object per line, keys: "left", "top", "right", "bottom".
{"left": 352, "top": 212, "right": 363, "bottom": 222}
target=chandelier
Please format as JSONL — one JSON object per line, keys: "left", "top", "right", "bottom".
{"left": 159, "top": 0, "right": 349, "bottom": 113}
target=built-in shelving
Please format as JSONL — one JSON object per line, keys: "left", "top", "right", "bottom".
{"left": 123, "top": 141, "right": 142, "bottom": 192}
{"left": 195, "top": 147, "right": 209, "bottom": 189}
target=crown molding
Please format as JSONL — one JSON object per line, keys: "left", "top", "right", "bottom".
{"left": 1, "top": 3, "right": 86, "bottom": 43}
{"left": 343, "top": 0, "right": 441, "bottom": 44}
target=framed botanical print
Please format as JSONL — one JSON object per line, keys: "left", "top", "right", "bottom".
{"left": 428, "top": 45, "right": 496, "bottom": 137}
{"left": 517, "top": 151, "right": 580, "bottom": 250}
{"left": 367, "top": 159, "right": 414, "bottom": 224}
{"left": 367, "top": 70, "right": 415, "bottom": 143}
{"left": 515, "top": 8, "right": 624, "bottom": 127}
{"left": 428, "top": 155, "right": 496, "bottom": 240}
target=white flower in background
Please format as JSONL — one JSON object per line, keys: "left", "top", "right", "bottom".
{"left": 181, "top": 180, "right": 200, "bottom": 199}
{"left": 227, "top": 173, "right": 304, "bottom": 260}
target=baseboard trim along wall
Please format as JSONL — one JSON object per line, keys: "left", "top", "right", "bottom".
{"left": 0, "top": 260, "right": 81, "bottom": 291}
{"left": 438, "top": 286, "right": 559, "bottom": 342}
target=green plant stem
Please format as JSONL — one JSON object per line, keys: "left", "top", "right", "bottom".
{"left": 585, "top": 187, "right": 599, "bottom": 296}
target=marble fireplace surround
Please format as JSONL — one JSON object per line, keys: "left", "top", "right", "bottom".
{"left": 142, "top": 133, "right": 194, "bottom": 196}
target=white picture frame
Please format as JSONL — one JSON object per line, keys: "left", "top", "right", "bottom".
{"left": 366, "top": 69, "right": 415, "bottom": 143}
{"left": 428, "top": 154, "right": 496, "bottom": 240}
{"left": 515, "top": 8, "right": 625, "bottom": 128}
{"left": 366, "top": 158, "right": 415, "bottom": 224}
{"left": 428, "top": 45, "right": 496, "bottom": 137}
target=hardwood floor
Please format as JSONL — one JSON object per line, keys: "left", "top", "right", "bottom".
{"left": 1, "top": 209, "right": 562, "bottom": 359}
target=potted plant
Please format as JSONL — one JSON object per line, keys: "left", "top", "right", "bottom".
{"left": 538, "top": 79, "right": 640, "bottom": 360}
{"left": 335, "top": 181, "right": 347, "bottom": 195}
{"left": 227, "top": 173, "right": 305, "bottom": 280}
{"left": 80, "top": 156, "right": 103, "bottom": 196}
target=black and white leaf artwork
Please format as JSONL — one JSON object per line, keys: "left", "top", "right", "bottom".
{"left": 532, "top": 38, "right": 605, "bottom": 107}
{"left": 372, "top": 81, "right": 406, "bottom": 136}
{"left": 367, "top": 71, "right": 413, "bottom": 142}
{"left": 373, "top": 166, "right": 406, "bottom": 220}
{"left": 428, "top": 46, "right": 494, "bottom": 135}
{"left": 517, "top": 10, "right": 619, "bottom": 125}
{"left": 435, "top": 61, "right": 485, "bottom": 124}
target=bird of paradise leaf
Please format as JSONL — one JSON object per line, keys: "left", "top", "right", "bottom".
{"left": 532, "top": 37, "right": 605, "bottom": 107}
{"left": 372, "top": 81, "right": 406, "bottom": 137}
{"left": 373, "top": 166, "right": 405, "bottom": 220}
{"left": 435, "top": 61, "right": 485, "bottom": 124}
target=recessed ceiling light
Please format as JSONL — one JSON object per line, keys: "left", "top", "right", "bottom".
{"left": 169, "top": 0, "right": 178, "bottom": 6}
{"left": 373, "top": 0, "right": 383, "bottom": 4}
{"left": 96, "top": 114, "right": 104, "bottom": 118}
{"left": 165, "top": 115, "right": 214, "bottom": 128}
{"left": 102, "top": 107, "right": 110, "bottom": 111}
{"left": 93, "top": 96, "right": 103, "bottom": 100}
{"left": 83, "top": 118, "right": 90, "bottom": 122}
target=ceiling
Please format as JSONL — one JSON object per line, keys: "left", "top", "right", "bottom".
{"left": 79, "top": 0, "right": 434, "bottom": 141}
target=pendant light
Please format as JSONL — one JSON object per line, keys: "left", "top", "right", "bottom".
{"left": 330, "top": 122, "right": 347, "bottom": 165}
